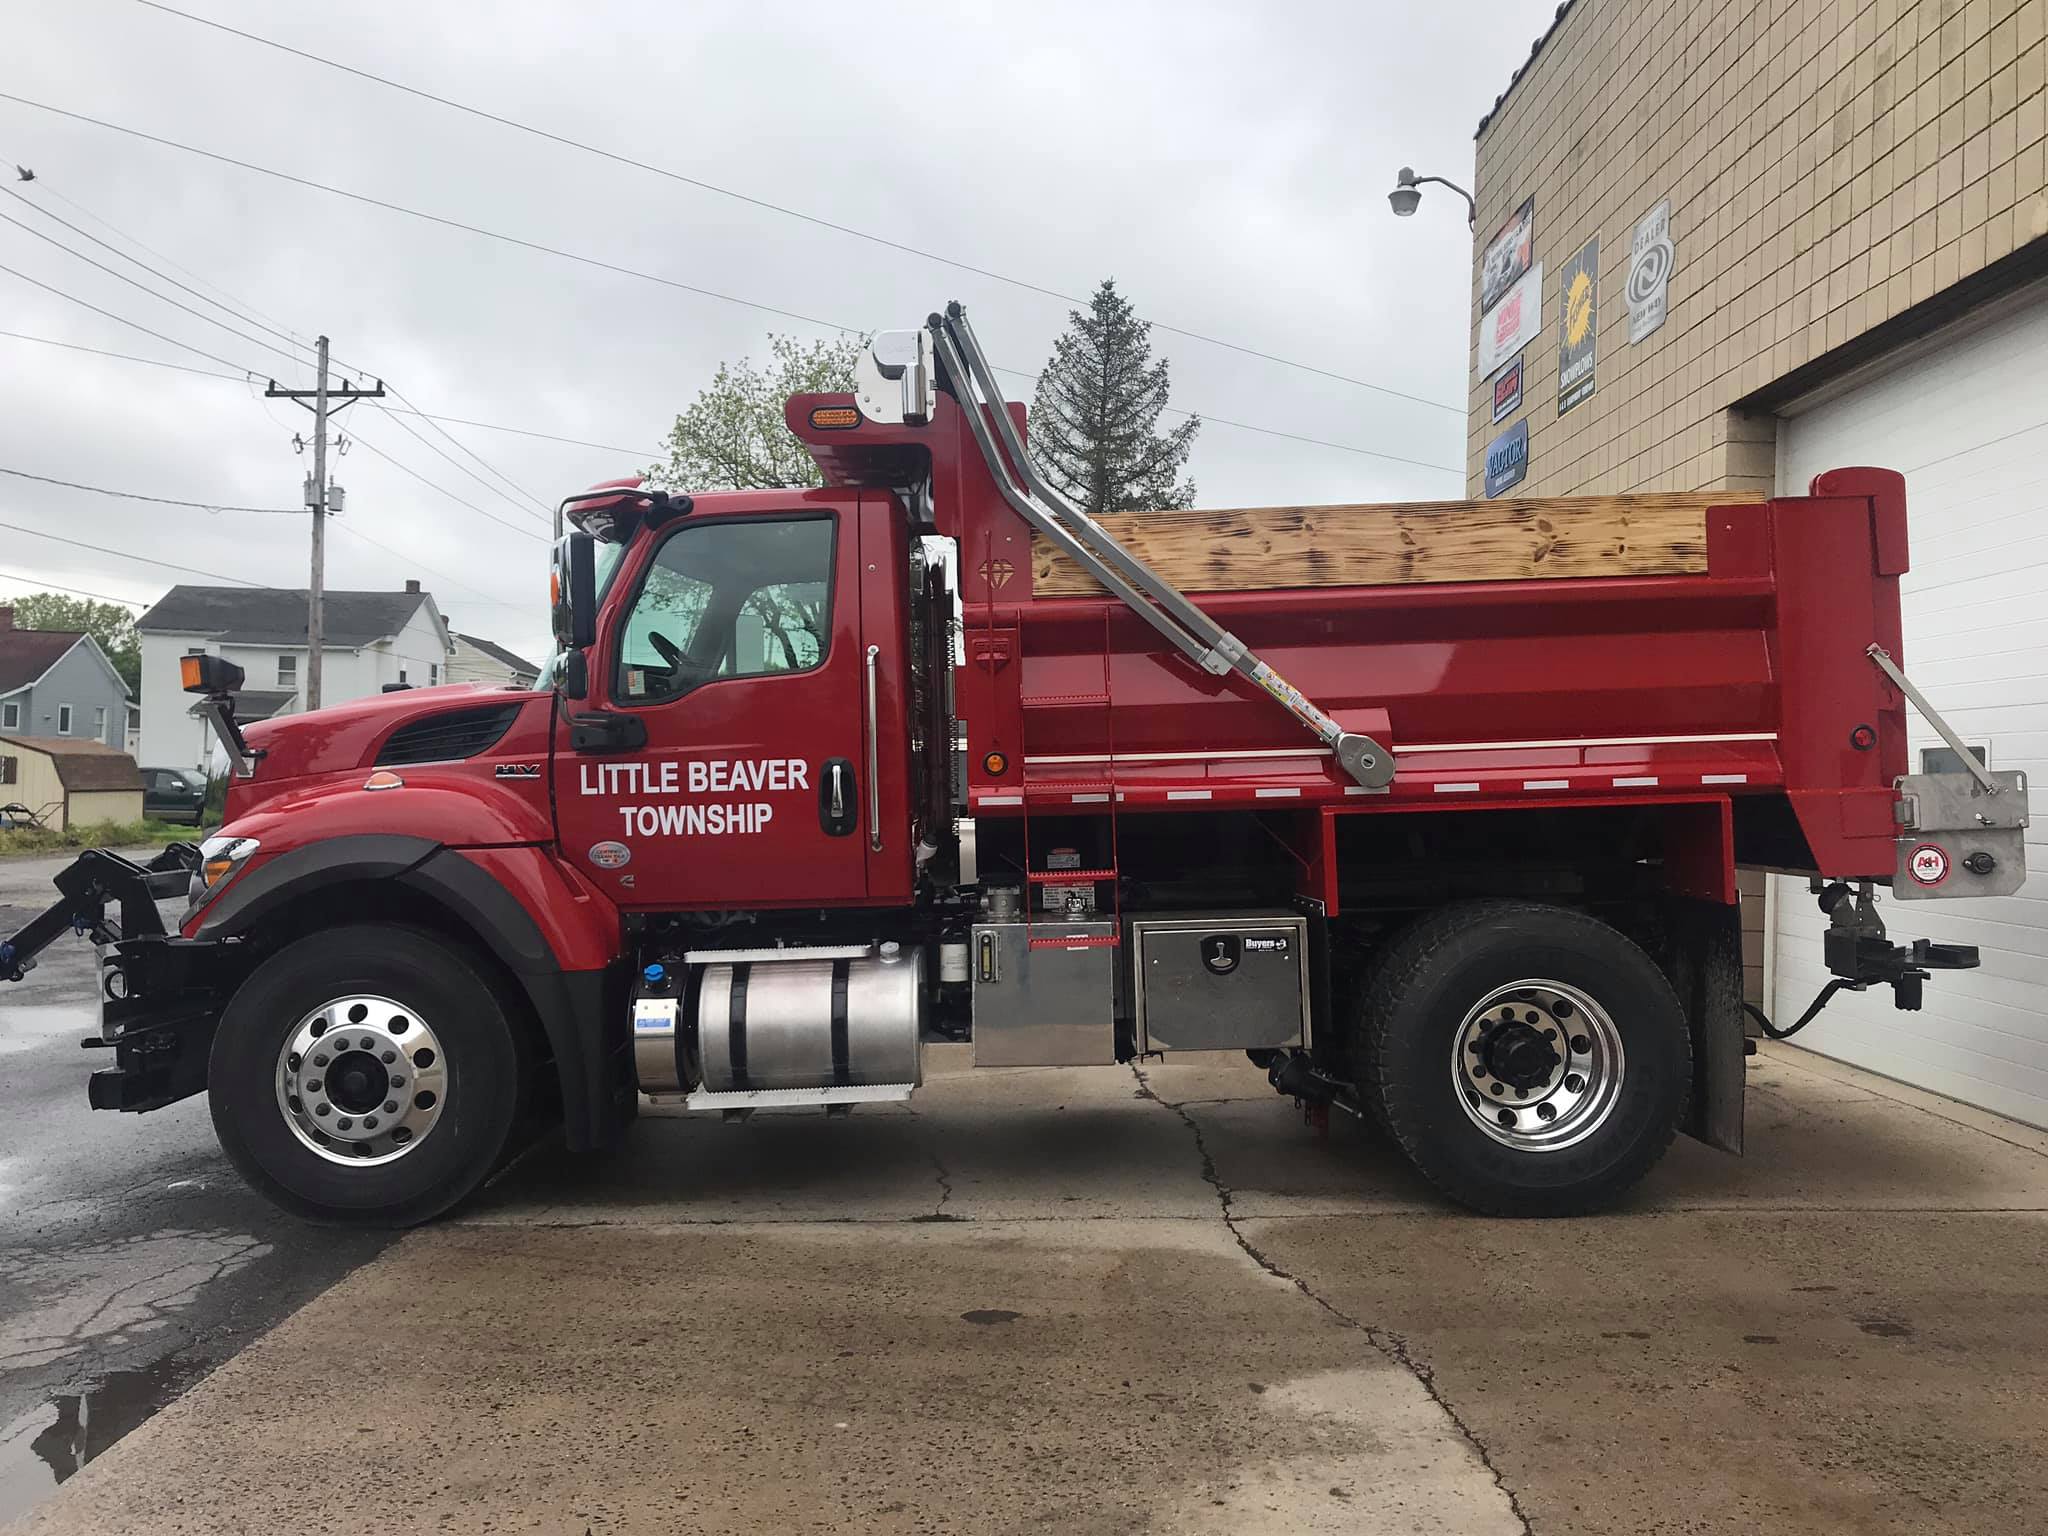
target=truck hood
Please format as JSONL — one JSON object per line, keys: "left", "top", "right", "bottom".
{"left": 239, "top": 682, "right": 546, "bottom": 784}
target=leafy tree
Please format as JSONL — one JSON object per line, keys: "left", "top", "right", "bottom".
{"left": 1030, "top": 278, "right": 1199, "bottom": 514}
{"left": 6, "top": 591, "right": 140, "bottom": 694}
{"left": 648, "top": 333, "right": 862, "bottom": 492}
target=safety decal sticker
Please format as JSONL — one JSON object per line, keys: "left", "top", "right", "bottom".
{"left": 1907, "top": 842, "right": 1950, "bottom": 887}
{"left": 589, "top": 841, "right": 632, "bottom": 869}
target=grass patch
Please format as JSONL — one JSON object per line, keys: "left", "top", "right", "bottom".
{"left": 0, "top": 817, "right": 214, "bottom": 860}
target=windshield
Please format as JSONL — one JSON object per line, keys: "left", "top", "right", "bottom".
{"left": 535, "top": 538, "right": 628, "bottom": 690}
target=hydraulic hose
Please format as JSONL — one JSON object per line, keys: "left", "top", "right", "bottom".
{"left": 1741, "top": 979, "right": 1853, "bottom": 1040}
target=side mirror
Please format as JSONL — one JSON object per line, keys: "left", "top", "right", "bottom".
{"left": 551, "top": 532, "right": 598, "bottom": 652}
{"left": 563, "top": 648, "right": 589, "bottom": 700}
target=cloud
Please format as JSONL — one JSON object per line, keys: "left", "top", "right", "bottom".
{"left": 1, "top": 0, "right": 1558, "bottom": 663}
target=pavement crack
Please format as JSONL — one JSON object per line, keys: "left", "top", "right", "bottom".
{"left": 928, "top": 1146, "right": 955, "bottom": 1220}
{"left": 1130, "top": 1062, "right": 1535, "bottom": 1536}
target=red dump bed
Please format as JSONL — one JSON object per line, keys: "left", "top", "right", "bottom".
{"left": 793, "top": 398, "right": 1912, "bottom": 895}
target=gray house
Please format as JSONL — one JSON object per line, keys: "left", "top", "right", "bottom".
{"left": 0, "top": 605, "right": 131, "bottom": 750}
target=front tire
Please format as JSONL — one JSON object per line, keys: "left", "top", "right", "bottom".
{"left": 1356, "top": 901, "right": 1691, "bottom": 1216}
{"left": 209, "top": 923, "right": 527, "bottom": 1226}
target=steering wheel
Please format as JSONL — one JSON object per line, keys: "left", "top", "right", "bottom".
{"left": 645, "top": 629, "right": 714, "bottom": 686}
{"left": 646, "top": 630, "right": 687, "bottom": 670}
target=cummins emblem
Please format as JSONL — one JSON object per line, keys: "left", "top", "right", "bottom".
{"left": 589, "top": 841, "right": 632, "bottom": 870}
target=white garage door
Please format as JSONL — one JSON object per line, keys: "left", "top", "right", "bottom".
{"left": 1772, "top": 292, "right": 2048, "bottom": 1129}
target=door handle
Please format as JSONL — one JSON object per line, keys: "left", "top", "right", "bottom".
{"left": 865, "top": 644, "right": 883, "bottom": 852}
{"left": 819, "top": 756, "right": 856, "bottom": 837}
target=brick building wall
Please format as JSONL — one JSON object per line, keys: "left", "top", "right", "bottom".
{"left": 1467, "top": 0, "right": 2048, "bottom": 500}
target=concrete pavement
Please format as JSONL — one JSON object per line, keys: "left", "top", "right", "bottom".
{"left": 8, "top": 1036, "right": 2047, "bottom": 1535}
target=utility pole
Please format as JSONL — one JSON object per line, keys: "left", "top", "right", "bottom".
{"left": 267, "top": 338, "right": 383, "bottom": 710}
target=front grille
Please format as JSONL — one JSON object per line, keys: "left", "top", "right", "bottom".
{"left": 375, "top": 703, "right": 522, "bottom": 766}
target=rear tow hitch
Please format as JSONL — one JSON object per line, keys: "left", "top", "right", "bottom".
{"left": 1747, "top": 879, "right": 1978, "bottom": 1040}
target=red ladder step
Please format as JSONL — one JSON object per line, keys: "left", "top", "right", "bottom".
{"left": 1020, "top": 692, "right": 1113, "bottom": 707}
{"left": 1026, "top": 868, "right": 1117, "bottom": 882}
{"left": 1027, "top": 934, "right": 1120, "bottom": 950}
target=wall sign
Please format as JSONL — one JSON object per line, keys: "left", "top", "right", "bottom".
{"left": 1477, "top": 262, "right": 1541, "bottom": 378}
{"left": 1627, "top": 199, "right": 1674, "bottom": 343}
{"left": 1557, "top": 235, "right": 1599, "bottom": 415}
{"left": 1479, "top": 196, "right": 1535, "bottom": 316}
{"left": 1484, "top": 419, "right": 1528, "bottom": 498}
{"left": 1491, "top": 356, "right": 1524, "bottom": 423}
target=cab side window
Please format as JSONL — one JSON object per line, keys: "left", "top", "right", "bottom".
{"left": 615, "top": 516, "right": 834, "bottom": 703}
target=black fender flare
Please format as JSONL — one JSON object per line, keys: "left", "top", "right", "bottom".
{"left": 197, "top": 835, "right": 622, "bottom": 1150}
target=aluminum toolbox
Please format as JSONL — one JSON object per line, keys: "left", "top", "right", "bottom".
{"left": 1127, "top": 911, "right": 1309, "bottom": 1053}
{"left": 969, "top": 921, "right": 1117, "bottom": 1067}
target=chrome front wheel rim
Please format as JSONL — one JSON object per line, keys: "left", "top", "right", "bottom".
{"left": 276, "top": 994, "right": 448, "bottom": 1166}
{"left": 1451, "top": 979, "right": 1625, "bottom": 1152}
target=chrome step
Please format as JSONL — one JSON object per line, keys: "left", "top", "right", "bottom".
{"left": 668, "top": 1082, "right": 918, "bottom": 1112}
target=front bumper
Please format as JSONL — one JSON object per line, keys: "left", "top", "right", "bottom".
{"left": 2, "top": 844, "right": 237, "bottom": 1113}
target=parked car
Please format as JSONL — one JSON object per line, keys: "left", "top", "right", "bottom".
{"left": 141, "top": 767, "right": 209, "bottom": 826}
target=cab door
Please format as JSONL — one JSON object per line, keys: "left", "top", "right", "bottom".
{"left": 553, "top": 497, "right": 894, "bottom": 909}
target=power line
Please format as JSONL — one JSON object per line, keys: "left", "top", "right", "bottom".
{"left": 4, "top": 165, "right": 555, "bottom": 518}
{"left": 129, "top": 0, "right": 1462, "bottom": 416}
{"left": 0, "top": 517, "right": 261, "bottom": 586}
{"left": 16, "top": 157, "right": 306, "bottom": 340}
{"left": 327, "top": 520, "right": 529, "bottom": 610}
{"left": 0, "top": 465, "right": 303, "bottom": 512}
{"left": 379, "top": 405, "right": 658, "bottom": 459}
{"left": 0, "top": 330, "right": 662, "bottom": 456}
{"left": 0, "top": 264, "right": 556, "bottom": 538}
{"left": 0, "top": 95, "right": 859, "bottom": 332}
{"left": 0, "top": 326, "right": 244, "bottom": 379}
{"left": 366, "top": 409, "right": 552, "bottom": 528}
{"left": 0, "top": 257, "right": 260, "bottom": 376}
{"left": 0, "top": 180, "right": 316, "bottom": 362}
{"left": 371, "top": 394, "right": 553, "bottom": 522}
{"left": 346, "top": 431, "right": 551, "bottom": 543}
{"left": 0, "top": 95, "right": 1461, "bottom": 477}
{"left": 0, "top": 569, "right": 150, "bottom": 608}
{"left": 0, "top": 205, "right": 307, "bottom": 371}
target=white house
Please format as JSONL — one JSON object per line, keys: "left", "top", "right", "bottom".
{"left": 137, "top": 582, "right": 454, "bottom": 772}
{"left": 447, "top": 632, "right": 539, "bottom": 689}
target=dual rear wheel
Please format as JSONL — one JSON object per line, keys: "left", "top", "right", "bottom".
{"left": 1344, "top": 900, "right": 1694, "bottom": 1216}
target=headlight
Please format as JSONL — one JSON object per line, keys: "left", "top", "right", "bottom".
{"left": 189, "top": 835, "right": 260, "bottom": 911}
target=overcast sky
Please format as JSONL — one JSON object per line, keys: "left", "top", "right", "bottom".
{"left": 2, "top": 0, "right": 1557, "bottom": 663}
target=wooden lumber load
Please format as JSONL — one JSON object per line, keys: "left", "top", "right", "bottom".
{"left": 1030, "top": 489, "right": 1761, "bottom": 596}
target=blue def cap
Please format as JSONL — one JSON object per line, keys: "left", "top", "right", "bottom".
{"left": 643, "top": 962, "right": 666, "bottom": 984}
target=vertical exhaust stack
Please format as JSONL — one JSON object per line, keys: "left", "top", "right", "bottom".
{"left": 886, "top": 305, "right": 1395, "bottom": 791}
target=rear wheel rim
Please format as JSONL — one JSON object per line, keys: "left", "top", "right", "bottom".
{"left": 1450, "top": 979, "right": 1625, "bottom": 1152}
{"left": 275, "top": 994, "right": 449, "bottom": 1166}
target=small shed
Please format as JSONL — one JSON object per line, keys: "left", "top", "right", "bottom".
{"left": 0, "top": 734, "right": 146, "bottom": 831}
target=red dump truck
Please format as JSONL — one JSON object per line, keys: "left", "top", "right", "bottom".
{"left": 2, "top": 306, "right": 2029, "bottom": 1224}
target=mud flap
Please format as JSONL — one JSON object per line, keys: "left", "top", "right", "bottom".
{"left": 1666, "top": 898, "right": 1745, "bottom": 1155}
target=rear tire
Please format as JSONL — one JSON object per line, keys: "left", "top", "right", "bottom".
{"left": 1356, "top": 900, "right": 1691, "bottom": 1216}
{"left": 209, "top": 923, "right": 527, "bottom": 1226}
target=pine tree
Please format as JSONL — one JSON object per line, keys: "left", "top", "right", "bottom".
{"left": 1029, "top": 279, "right": 1199, "bottom": 514}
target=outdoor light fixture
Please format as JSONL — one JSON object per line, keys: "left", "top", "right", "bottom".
{"left": 1388, "top": 166, "right": 1476, "bottom": 227}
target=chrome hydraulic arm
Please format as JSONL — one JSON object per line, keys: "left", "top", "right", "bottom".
{"left": 928, "top": 302, "right": 1395, "bottom": 790}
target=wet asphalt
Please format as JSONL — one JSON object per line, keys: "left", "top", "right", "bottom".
{"left": 0, "top": 853, "right": 392, "bottom": 1525}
